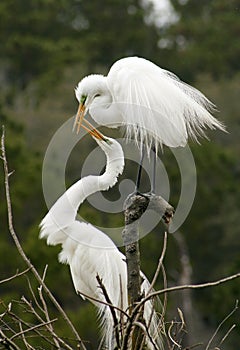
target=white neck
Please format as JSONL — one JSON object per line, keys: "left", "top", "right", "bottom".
{"left": 45, "top": 143, "right": 124, "bottom": 229}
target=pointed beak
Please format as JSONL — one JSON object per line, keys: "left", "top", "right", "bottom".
{"left": 73, "top": 103, "right": 87, "bottom": 134}
{"left": 73, "top": 104, "right": 106, "bottom": 141}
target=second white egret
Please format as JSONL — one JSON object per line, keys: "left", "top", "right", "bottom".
{"left": 40, "top": 127, "right": 163, "bottom": 349}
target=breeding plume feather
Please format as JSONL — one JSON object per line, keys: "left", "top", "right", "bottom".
{"left": 74, "top": 56, "right": 225, "bottom": 154}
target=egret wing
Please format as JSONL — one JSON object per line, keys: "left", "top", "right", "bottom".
{"left": 107, "top": 57, "right": 224, "bottom": 153}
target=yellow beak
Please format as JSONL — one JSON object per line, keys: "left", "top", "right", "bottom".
{"left": 73, "top": 103, "right": 105, "bottom": 141}
{"left": 73, "top": 103, "right": 86, "bottom": 134}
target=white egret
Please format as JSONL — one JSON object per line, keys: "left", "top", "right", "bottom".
{"left": 74, "top": 56, "right": 225, "bottom": 152}
{"left": 74, "top": 56, "right": 225, "bottom": 190}
{"left": 40, "top": 127, "right": 163, "bottom": 350}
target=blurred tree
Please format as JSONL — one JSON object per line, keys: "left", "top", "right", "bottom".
{"left": 161, "top": 0, "right": 240, "bottom": 80}
{"left": 74, "top": 0, "right": 158, "bottom": 68}
{"left": 0, "top": 0, "right": 158, "bottom": 100}
{"left": 0, "top": 0, "right": 87, "bottom": 91}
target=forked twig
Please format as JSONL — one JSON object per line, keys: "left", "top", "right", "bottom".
{"left": 20, "top": 296, "right": 58, "bottom": 347}
{"left": 135, "top": 272, "right": 240, "bottom": 309}
{"left": 0, "top": 268, "right": 31, "bottom": 285}
{"left": 206, "top": 300, "right": 238, "bottom": 350}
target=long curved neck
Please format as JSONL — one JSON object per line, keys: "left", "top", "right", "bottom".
{"left": 50, "top": 146, "right": 124, "bottom": 226}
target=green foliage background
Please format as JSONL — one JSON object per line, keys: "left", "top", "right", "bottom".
{"left": 0, "top": 0, "right": 239, "bottom": 348}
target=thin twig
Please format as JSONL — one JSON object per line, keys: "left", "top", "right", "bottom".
{"left": 0, "top": 301, "right": 12, "bottom": 319}
{"left": 10, "top": 319, "right": 58, "bottom": 340}
{"left": 136, "top": 272, "right": 240, "bottom": 310}
{"left": 182, "top": 343, "right": 203, "bottom": 350}
{"left": 119, "top": 274, "right": 125, "bottom": 341}
{"left": 123, "top": 272, "right": 240, "bottom": 350}
{"left": 121, "top": 303, "right": 145, "bottom": 350}
{"left": 1, "top": 127, "right": 87, "bottom": 350}
{"left": 134, "top": 320, "right": 158, "bottom": 350}
{"left": 145, "top": 231, "right": 168, "bottom": 347}
{"left": 5, "top": 301, "right": 58, "bottom": 348}
{"left": 218, "top": 324, "right": 236, "bottom": 346}
{"left": 168, "top": 321, "right": 181, "bottom": 349}
{"left": 177, "top": 308, "right": 186, "bottom": 334}
{"left": 205, "top": 300, "right": 238, "bottom": 350}
{"left": 147, "top": 231, "right": 168, "bottom": 295}
{"left": 26, "top": 277, "right": 44, "bottom": 313}
{"left": 38, "top": 265, "right": 61, "bottom": 349}
{"left": 0, "top": 268, "right": 31, "bottom": 285}
{"left": 159, "top": 264, "right": 167, "bottom": 334}
{"left": 21, "top": 295, "right": 47, "bottom": 323}
{"left": 18, "top": 322, "right": 35, "bottom": 350}
{"left": 78, "top": 290, "right": 130, "bottom": 319}
{"left": 0, "top": 328, "right": 22, "bottom": 350}
{"left": 20, "top": 297, "right": 73, "bottom": 350}
{"left": 96, "top": 275, "right": 121, "bottom": 349}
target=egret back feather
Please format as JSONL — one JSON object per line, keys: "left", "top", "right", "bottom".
{"left": 107, "top": 57, "right": 225, "bottom": 153}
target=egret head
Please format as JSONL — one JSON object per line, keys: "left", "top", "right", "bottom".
{"left": 78, "top": 118, "right": 124, "bottom": 172}
{"left": 93, "top": 134, "right": 125, "bottom": 176}
{"left": 74, "top": 74, "right": 108, "bottom": 134}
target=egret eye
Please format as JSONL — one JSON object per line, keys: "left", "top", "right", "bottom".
{"left": 80, "top": 95, "right": 87, "bottom": 104}
{"left": 104, "top": 138, "right": 112, "bottom": 145}
{"left": 94, "top": 93, "right": 101, "bottom": 98}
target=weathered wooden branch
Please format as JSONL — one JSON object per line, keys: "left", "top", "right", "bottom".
{"left": 122, "top": 194, "right": 150, "bottom": 306}
{"left": 122, "top": 192, "right": 174, "bottom": 350}
{"left": 122, "top": 192, "right": 174, "bottom": 305}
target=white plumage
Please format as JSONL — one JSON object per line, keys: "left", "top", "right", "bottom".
{"left": 75, "top": 56, "right": 225, "bottom": 154}
{"left": 40, "top": 135, "right": 163, "bottom": 349}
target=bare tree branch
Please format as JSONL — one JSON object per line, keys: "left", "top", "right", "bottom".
{"left": 147, "top": 272, "right": 240, "bottom": 300}
{"left": 1, "top": 126, "right": 87, "bottom": 350}
{"left": 206, "top": 300, "right": 238, "bottom": 350}
{"left": 122, "top": 193, "right": 150, "bottom": 350}
{"left": 122, "top": 192, "right": 174, "bottom": 350}
{"left": 0, "top": 268, "right": 31, "bottom": 285}
{"left": 128, "top": 270, "right": 240, "bottom": 344}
